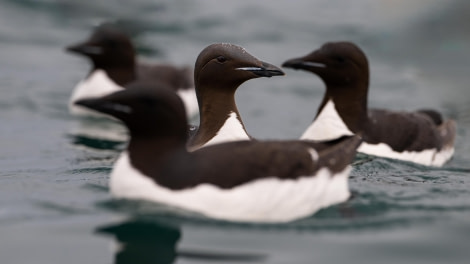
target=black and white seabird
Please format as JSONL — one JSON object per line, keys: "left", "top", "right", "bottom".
{"left": 187, "top": 43, "right": 284, "bottom": 151}
{"left": 76, "top": 82, "right": 361, "bottom": 223}
{"left": 282, "top": 41, "right": 456, "bottom": 167}
{"left": 66, "top": 24, "right": 197, "bottom": 118}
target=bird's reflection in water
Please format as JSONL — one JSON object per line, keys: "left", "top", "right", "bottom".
{"left": 67, "top": 116, "right": 128, "bottom": 151}
{"left": 97, "top": 220, "right": 179, "bottom": 264}
{"left": 69, "top": 134, "right": 125, "bottom": 151}
{"left": 96, "top": 219, "right": 267, "bottom": 264}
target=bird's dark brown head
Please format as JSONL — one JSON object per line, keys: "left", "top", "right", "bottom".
{"left": 194, "top": 43, "right": 284, "bottom": 93}
{"left": 282, "top": 42, "right": 369, "bottom": 87}
{"left": 66, "top": 24, "right": 136, "bottom": 69}
{"left": 75, "top": 82, "right": 188, "bottom": 140}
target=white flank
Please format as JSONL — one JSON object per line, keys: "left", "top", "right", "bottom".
{"left": 301, "top": 99, "right": 354, "bottom": 140}
{"left": 68, "top": 70, "right": 124, "bottom": 117}
{"left": 176, "top": 87, "right": 199, "bottom": 118}
{"left": 358, "top": 142, "right": 455, "bottom": 167}
{"left": 110, "top": 151, "right": 351, "bottom": 223}
{"left": 202, "top": 112, "right": 250, "bottom": 148}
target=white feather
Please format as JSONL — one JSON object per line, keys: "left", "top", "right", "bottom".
{"left": 301, "top": 99, "right": 354, "bottom": 140}
{"left": 201, "top": 112, "right": 250, "bottom": 148}
{"left": 358, "top": 142, "right": 454, "bottom": 167}
{"left": 176, "top": 87, "right": 199, "bottom": 118}
{"left": 110, "top": 151, "right": 351, "bottom": 223}
{"left": 68, "top": 70, "right": 124, "bottom": 117}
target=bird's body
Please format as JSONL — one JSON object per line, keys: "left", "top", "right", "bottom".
{"left": 66, "top": 24, "right": 197, "bottom": 118}
{"left": 76, "top": 81, "right": 361, "bottom": 223}
{"left": 283, "top": 41, "right": 456, "bottom": 166}
{"left": 186, "top": 43, "right": 285, "bottom": 151}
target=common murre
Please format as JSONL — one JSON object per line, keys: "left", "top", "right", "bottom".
{"left": 187, "top": 43, "right": 285, "bottom": 151}
{"left": 282, "top": 41, "right": 456, "bottom": 167}
{"left": 75, "top": 82, "right": 362, "bottom": 223}
{"left": 66, "top": 24, "right": 197, "bottom": 118}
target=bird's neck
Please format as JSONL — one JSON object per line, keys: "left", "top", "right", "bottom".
{"left": 92, "top": 60, "right": 137, "bottom": 86}
{"left": 317, "top": 83, "right": 368, "bottom": 133}
{"left": 189, "top": 86, "right": 247, "bottom": 149}
{"left": 127, "top": 136, "right": 187, "bottom": 178}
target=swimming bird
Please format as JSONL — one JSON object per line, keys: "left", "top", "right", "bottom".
{"left": 282, "top": 41, "right": 456, "bottom": 167}
{"left": 187, "top": 43, "right": 284, "bottom": 151}
{"left": 66, "top": 24, "right": 197, "bottom": 118}
{"left": 75, "top": 82, "right": 361, "bottom": 223}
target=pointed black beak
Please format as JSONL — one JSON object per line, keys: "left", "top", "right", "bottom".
{"left": 75, "top": 98, "right": 105, "bottom": 113}
{"left": 282, "top": 58, "right": 326, "bottom": 71}
{"left": 66, "top": 42, "right": 103, "bottom": 56}
{"left": 75, "top": 97, "right": 132, "bottom": 116}
{"left": 236, "top": 61, "right": 285, "bottom": 77}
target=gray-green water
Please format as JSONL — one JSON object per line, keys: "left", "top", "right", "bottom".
{"left": 1, "top": 0, "right": 470, "bottom": 263}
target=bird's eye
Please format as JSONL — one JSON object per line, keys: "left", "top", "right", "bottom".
{"left": 106, "top": 39, "right": 119, "bottom": 49}
{"left": 216, "top": 56, "right": 227, "bottom": 63}
{"left": 139, "top": 96, "right": 156, "bottom": 107}
{"left": 334, "top": 56, "right": 345, "bottom": 63}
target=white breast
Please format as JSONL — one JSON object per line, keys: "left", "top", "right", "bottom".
{"left": 301, "top": 99, "right": 354, "bottom": 140}
{"left": 201, "top": 112, "right": 250, "bottom": 148}
{"left": 110, "top": 151, "right": 351, "bottom": 223}
{"left": 176, "top": 87, "right": 199, "bottom": 119}
{"left": 68, "top": 70, "right": 124, "bottom": 117}
{"left": 358, "top": 142, "right": 455, "bottom": 167}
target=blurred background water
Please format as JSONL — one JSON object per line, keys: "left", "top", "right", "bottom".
{"left": 0, "top": 0, "right": 469, "bottom": 263}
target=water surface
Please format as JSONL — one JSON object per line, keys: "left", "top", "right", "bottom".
{"left": 1, "top": 0, "right": 469, "bottom": 263}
